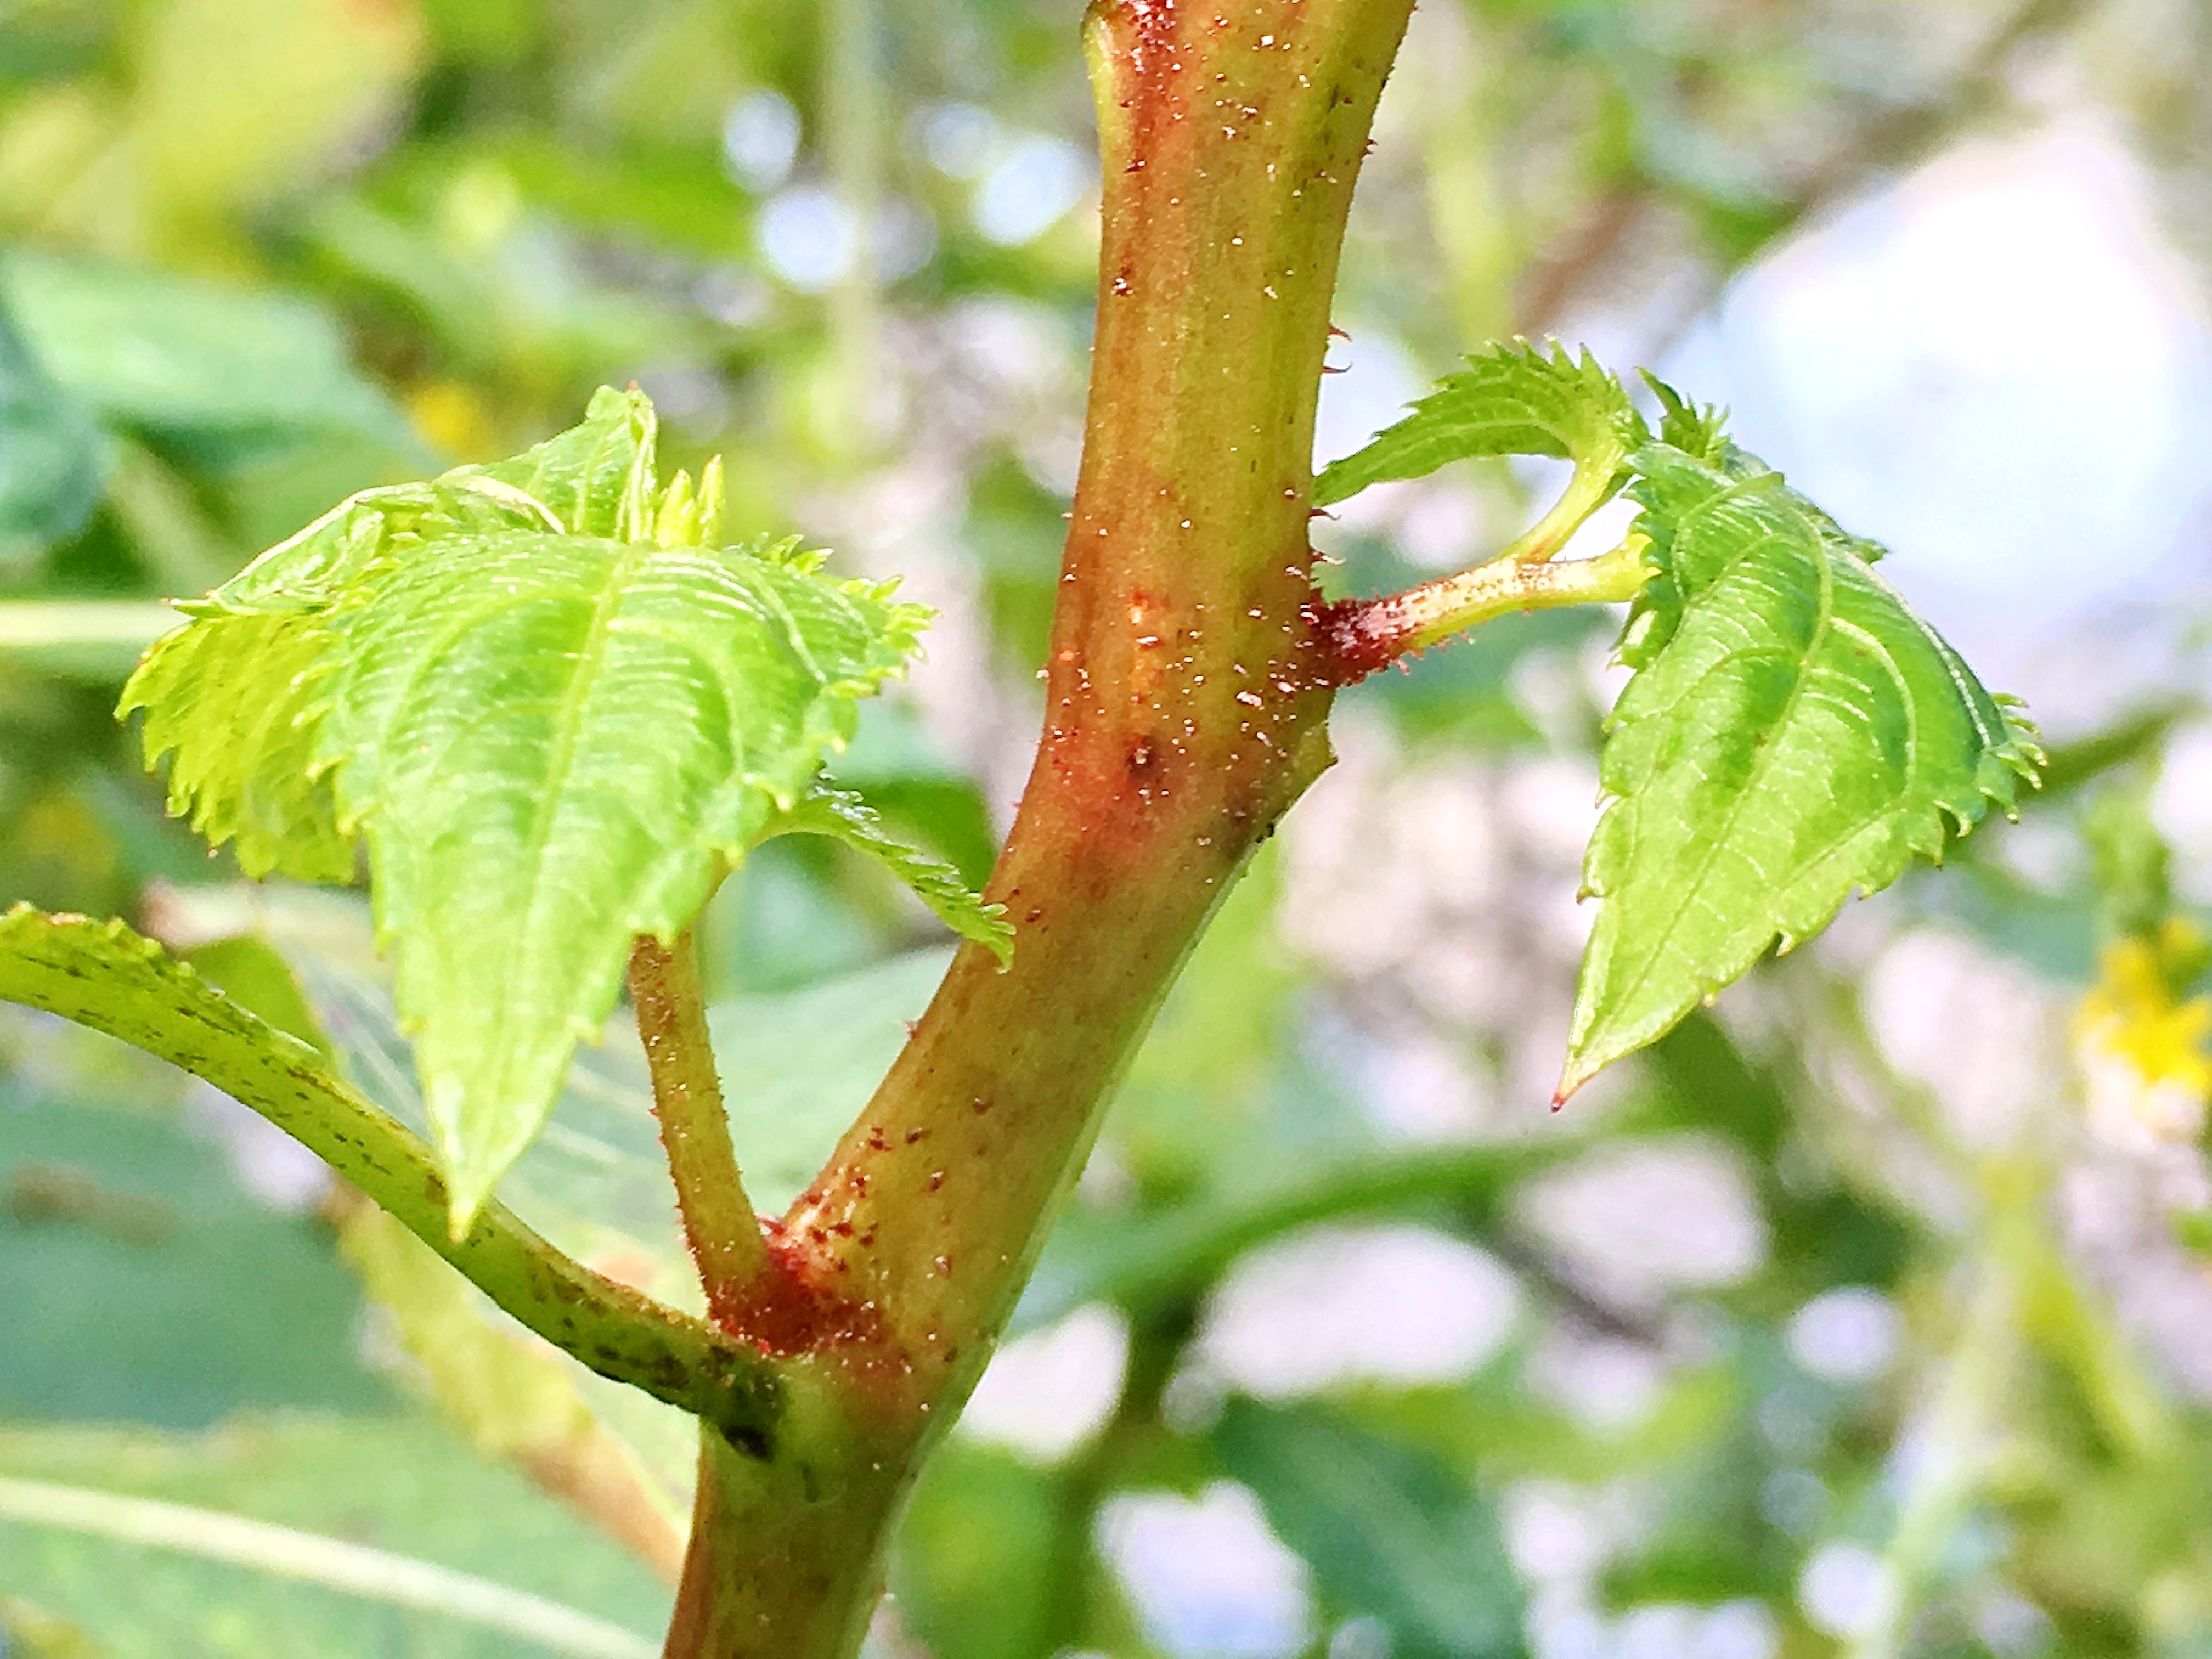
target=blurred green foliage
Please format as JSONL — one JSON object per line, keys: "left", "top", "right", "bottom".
{"left": 5, "top": 0, "right": 2212, "bottom": 1655}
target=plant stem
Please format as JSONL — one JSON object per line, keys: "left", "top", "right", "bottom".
{"left": 0, "top": 599, "right": 179, "bottom": 651}
{"left": 662, "top": 1402, "right": 910, "bottom": 1659}
{"left": 1039, "top": 1302, "right": 1195, "bottom": 1653}
{"left": 1847, "top": 1210, "right": 2017, "bottom": 1659}
{"left": 1025, "top": 1136, "right": 1583, "bottom": 1330}
{"left": 659, "top": 0, "right": 1417, "bottom": 1649}
{"left": 628, "top": 930, "right": 769, "bottom": 1329}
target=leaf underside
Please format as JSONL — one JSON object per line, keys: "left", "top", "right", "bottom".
{"left": 119, "top": 388, "right": 952, "bottom": 1223}
{"left": 771, "top": 789, "right": 1010, "bottom": 959}
{"left": 1560, "top": 439, "right": 2040, "bottom": 1095}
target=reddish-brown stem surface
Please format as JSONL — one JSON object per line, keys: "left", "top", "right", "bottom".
{"left": 1312, "top": 537, "right": 1651, "bottom": 681}
{"left": 662, "top": 0, "right": 1417, "bottom": 1650}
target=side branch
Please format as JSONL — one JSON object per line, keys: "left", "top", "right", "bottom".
{"left": 628, "top": 929, "right": 770, "bottom": 1330}
{"left": 1315, "top": 535, "right": 1650, "bottom": 682}
{"left": 0, "top": 906, "right": 786, "bottom": 1455}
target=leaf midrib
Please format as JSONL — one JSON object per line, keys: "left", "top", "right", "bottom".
{"left": 1595, "top": 478, "right": 1838, "bottom": 1029}
{"left": 510, "top": 538, "right": 659, "bottom": 980}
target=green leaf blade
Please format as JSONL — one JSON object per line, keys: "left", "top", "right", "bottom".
{"left": 461, "top": 384, "right": 657, "bottom": 539}
{"left": 119, "top": 611, "right": 354, "bottom": 883}
{"left": 1312, "top": 337, "right": 1643, "bottom": 513}
{"left": 0, "top": 1418, "right": 669, "bottom": 1659}
{"left": 325, "top": 530, "right": 929, "bottom": 1221}
{"left": 1213, "top": 1397, "right": 1527, "bottom": 1659}
{"left": 1562, "top": 442, "right": 2039, "bottom": 1097}
{"left": 0, "top": 251, "right": 420, "bottom": 453}
{"left": 772, "top": 789, "right": 1012, "bottom": 960}
{"left": 117, "top": 479, "right": 560, "bottom": 884}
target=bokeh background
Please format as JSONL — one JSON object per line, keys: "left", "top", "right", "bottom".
{"left": 4, "top": 0, "right": 2212, "bottom": 1655}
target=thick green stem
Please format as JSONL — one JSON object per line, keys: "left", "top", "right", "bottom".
{"left": 628, "top": 930, "right": 770, "bottom": 1329}
{"left": 659, "top": 0, "right": 1417, "bottom": 1650}
{"left": 661, "top": 1400, "right": 909, "bottom": 1659}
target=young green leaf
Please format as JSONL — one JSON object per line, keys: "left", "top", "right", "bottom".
{"left": 1559, "top": 441, "right": 2041, "bottom": 1098}
{"left": 1640, "top": 370, "right": 1730, "bottom": 466}
{"left": 120, "top": 389, "right": 945, "bottom": 1227}
{"left": 1313, "top": 338, "right": 1645, "bottom": 565}
{"left": 769, "top": 789, "right": 1013, "bottom": 959}
{"left": 332, "top": 529, "right": 926, "bottom": 1222}
{"left": 119, "top": 472, "right": 571, "bottom": 879}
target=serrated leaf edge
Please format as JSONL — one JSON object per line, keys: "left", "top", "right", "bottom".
{"left": 1558, "top": 447, "right": 2041, "bottom": 1099}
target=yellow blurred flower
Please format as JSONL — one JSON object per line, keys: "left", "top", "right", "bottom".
{"left": 408, "top": 378, "right": 499, "bottom": 462}
{"left": 2076, "top": 919, "right": 2212, "bottom": 1143}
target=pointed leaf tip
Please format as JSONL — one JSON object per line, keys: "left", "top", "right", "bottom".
{"left": 1550, "top": 1048, "right": 1605, "bottom": 1110}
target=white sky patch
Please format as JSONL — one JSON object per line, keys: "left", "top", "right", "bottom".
{"left": 1515, "top": 1136, "right": 1769, "bottom": 1308}
{"left": 1797, "top": 1541, "right": 1897, "bottom": 1640}
{"left": 2151, "top": 720, "right": 2212, "bottom": 905}
{"left": 721, "top": 90, "right": 799, "bottom": 193}
{"left": 973, "top": 137, "right": 1091, "bottom": 246}
{"left": 917, "top": 101, "right": 999, "bottom": 179}
{"left": 1786, "top": 1287, "right": 1903, "bottom": 1386}
{"left": 1099, "top": 1482, "right": 1313, "bottom": 1659}
{"left": 1312, "top": 325, "right": 1426, "bottom": 474}
{"left": 1664, "top": 114, "right": 2212, "bottom": 695}
{"left": 957, "top": 1302, "right": 1129, "bottom": 1465}
{"left": 757, "top": 187, "right": 858, "bottom": 291}
{"left": 1193, "top": 1223, "right": 1522, "bottom": 1398}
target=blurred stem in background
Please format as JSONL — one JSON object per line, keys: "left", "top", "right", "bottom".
{"left": 822, "top": 0, "right": 883, "bottom": 462}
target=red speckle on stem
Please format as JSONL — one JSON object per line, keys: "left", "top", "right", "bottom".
{"left": 1302, "top": 593, "right": 1404, "bottom": 684}
{"left": 723, "top": 1220, "right": 887, "bottom": 1358}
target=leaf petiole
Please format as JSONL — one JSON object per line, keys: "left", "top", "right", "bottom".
{"left": 1497, "top": 450, "right": 1626, "bottom": 568}
{"left": 627, "top": 929, "right": 770, "bottom": 1329}
{"left": 1318, "top": 533, "right": 1650, "bottom": 680}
